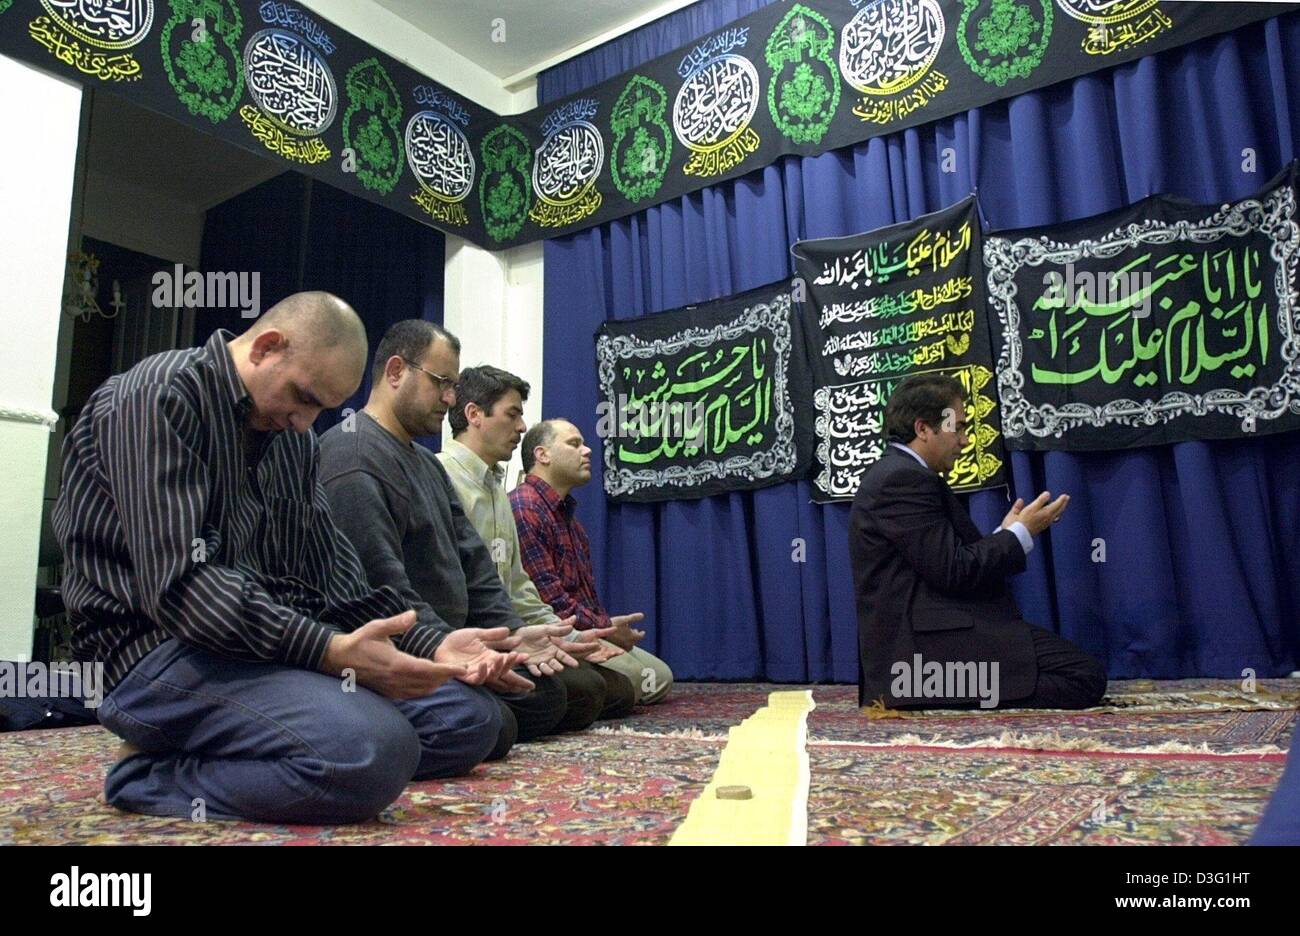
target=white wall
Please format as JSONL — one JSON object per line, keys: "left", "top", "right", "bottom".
{"left": 443, "top": 238, "right": 545, "bottom": 487}
{"left": 0, "top": 55, "right": 82, "bottom": 661}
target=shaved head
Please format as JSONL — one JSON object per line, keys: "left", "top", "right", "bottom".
{"left": 228, "top": 291, "right": 370, "bottom": 433}
{"left": 250, "top": 291, "right": 368, "bottom": 375}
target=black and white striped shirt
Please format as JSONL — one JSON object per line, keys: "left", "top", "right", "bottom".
{"left": 53, "top": 329, "right": 431, "bottom": 693}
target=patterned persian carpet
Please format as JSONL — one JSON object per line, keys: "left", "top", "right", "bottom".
{"left": 808, "top": 747, "right": 1285, "bottom": 845}
{"left": 598, "top": 679, "right": 1300, "bottom": 754}
{"left": 1, "top": 680, "right": 1294, "bottom": 845}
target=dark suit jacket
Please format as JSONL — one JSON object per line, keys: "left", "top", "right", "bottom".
{"left": 849, "top": 446, "right": 1037, "bottom": 707}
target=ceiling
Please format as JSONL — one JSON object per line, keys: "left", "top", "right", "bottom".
{"left": 84, "top": 92, "right": 281, "bottom": 212}
{"left": 371, "top": 0, "right": 700, "bottom": 84}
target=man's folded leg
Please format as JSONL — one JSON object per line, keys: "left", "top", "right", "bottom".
{"left": 595, "top": 643, "right": 673, "bottom": 706}
{"left": 486, "top": 697, "right": 519, "bottom": 761}
{"left": 392, "top": 681, "right": 502, "bottom": 780}
{"left": 554, "top": 662, "right": 605, "bottom": 731}
{"left": 98, "top": 638, "right": 421, "bottom": 825}
{"left": 492, "top": 669, "right": 567, "bottom": 744}
{"left": 591, "top": 663, "right": 635, "bottom": 720}
{"left": 889, "top": 625, "right": 1105, "bottom": 712}
{"left": 1015, "top": 625, "right": 1108, "bottom": 710}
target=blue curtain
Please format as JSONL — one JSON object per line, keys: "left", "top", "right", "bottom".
{"left": 540, "top": 4, "right": 1300, "bottom": 682}
{"left": 199, "top": 173, "right": 445, "bottom": 447}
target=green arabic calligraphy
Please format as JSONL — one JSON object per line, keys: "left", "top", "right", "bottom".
{"left": 958, "top": 0, "right": 1052, "bottom": 87}
{"left": 479, "top": 124, "right": 532, "bottom": 242}
{"left": 610, "top": 75, "right": 672, "bottom": 203}
{"left": 342, "top": 59, "right": 403, "bottom": 195}
{"left": 765, "top": 5, "right": 840, "bottom": 145}
{"left": 161, "top": 0, "right": 244, "bottom": 123}
{"left": 1028, "top": 248, "right": 1269, "bottom": 387}
{"left": 617, "top": 336, "right": 775, "bottom": 463}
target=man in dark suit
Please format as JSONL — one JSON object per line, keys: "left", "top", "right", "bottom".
{"left": 849, "top": 374, "right": 1106, "bottom": 711}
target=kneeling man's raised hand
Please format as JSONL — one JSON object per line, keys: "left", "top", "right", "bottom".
{"left": 436, "top": 627, "right": 528, "bottom": 686}
{"left": 512, "top": 620, "right": 583, "bottom": 677}
{"left": 320, "top": 611, "right": 468, "bottom": 699}
{"left": 1007, "top": 491, "right": 1070, "bottom": 536}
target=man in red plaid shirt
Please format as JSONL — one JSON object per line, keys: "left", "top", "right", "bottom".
{"left": 510, "top": 419, "right": 673, "bottom": 705}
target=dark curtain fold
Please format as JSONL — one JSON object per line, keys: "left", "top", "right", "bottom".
{"left": 540, "top": 5, "right": 1300, "bottom": 682}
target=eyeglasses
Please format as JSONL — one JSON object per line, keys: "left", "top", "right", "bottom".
{"left": 402, "top": 358, "right": 457, "bottom": 396}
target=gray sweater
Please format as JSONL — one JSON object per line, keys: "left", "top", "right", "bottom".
{"left": 318, "top": 411, "right": 523, "bottom": 645}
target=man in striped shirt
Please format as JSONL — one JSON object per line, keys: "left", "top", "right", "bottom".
{"left": 54, "top": 292, "right": 525, "bottom": 824}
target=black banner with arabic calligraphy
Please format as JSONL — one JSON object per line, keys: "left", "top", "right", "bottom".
{"left": 0, "top": 1, "right": 1292, "bottom": 251}
{"left": 791, "top": 196, "right": 1006, "bottom": 502}
{"left": 594, "top": 280, "right": 814, "bottom": 502}
{"left": 984, "top": 162, "right": 1300, "bottom": 451}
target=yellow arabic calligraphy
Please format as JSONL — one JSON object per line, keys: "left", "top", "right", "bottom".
{"left": 29, "top": 16, "right": 142, "bottom": 81}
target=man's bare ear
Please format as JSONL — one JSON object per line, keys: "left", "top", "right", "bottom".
{"left": 383, "top": 354, "right": 405, "bottom": 386}
{"left": 249, "top": 329, "right": 288, "bottom": 364}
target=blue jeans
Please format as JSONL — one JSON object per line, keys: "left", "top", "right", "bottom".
{"left": 97, "top": 638, "right": 501, "bottom": 824}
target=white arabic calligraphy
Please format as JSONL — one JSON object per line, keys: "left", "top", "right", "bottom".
{"left": 672, "top": 53, "right": 760, "bottom": 148}
{"left": 42, "top": 0, "right": 154, "bottom": 48}
{"left": 839, "top": 0, "right": 944, "bottom": 95}
{"left": 244, "top": 29, "right": 337, "bottom": 136}
{"left": 532, "top": 121, "right": 605, "bottom": 204}
{"left": 405, "top": 110, "right": 476, "bottom": 200}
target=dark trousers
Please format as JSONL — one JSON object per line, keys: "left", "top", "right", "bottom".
{"left": 98, "top": 638, "right": 501, "bottom": 824}
{"left": 592, "top": 666, "right": 636, "bottom": 720}
{"left": 894, "top": 625, "right": 1107, "bottom": 712}
{"left": 555, "top": 662, "right": 605, "bottom": 731}
{"left": 560, "top": 661, "right": 638, "bottom": 725}
{"left": 1016, "top": 625, "right": 1108, "bottom": 709}
{"left": 488, "top": 669, "right": 567, "bottom": 760}
{"left": 487, "top": 663, "right": 637, "bottom": 760}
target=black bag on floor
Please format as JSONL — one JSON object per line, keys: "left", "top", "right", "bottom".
{"left": 0, "top": 681, "right": 99, "bottom": 732}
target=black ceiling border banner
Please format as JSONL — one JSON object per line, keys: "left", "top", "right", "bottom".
{"left": 2, "top": 0, "right": 1292, "bottom": 252}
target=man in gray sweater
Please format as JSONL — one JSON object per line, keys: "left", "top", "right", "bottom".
{"left": 319, "top": 320, "right": 613, "bottom": 759}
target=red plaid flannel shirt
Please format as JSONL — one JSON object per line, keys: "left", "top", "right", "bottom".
{"left": 509, "top": 475, "right": 611, "bottom": 631}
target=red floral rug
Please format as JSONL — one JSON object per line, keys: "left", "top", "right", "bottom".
{"left": 1, "top": 680, "right": 1293, "bottom": 845}
{"left": 0, "top": 725, "right": 720, "bottom": 845}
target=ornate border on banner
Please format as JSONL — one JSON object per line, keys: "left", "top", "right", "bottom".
{"left": 596, "top": 292, "right": 799, "bottom": 498}
{"left": 984, "top": 180, "right": 1300, "bottom": 440}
